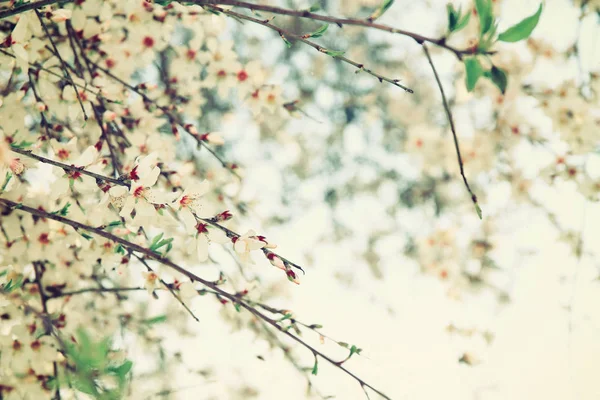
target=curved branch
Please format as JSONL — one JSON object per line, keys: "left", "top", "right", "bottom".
{"left": 195, "top": 0, "right": 482, "bottom": 59}
{"left": 422, "top": 43, "right": 481, "bottom": 217}
{"left": 209, "top": 5, "right": 412, "bottom": 93}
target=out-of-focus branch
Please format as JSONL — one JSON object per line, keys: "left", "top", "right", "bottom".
{"left": 0, "top": 0, "right": 74, "bottom": 20}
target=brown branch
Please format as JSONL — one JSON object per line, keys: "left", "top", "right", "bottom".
{"left": 34, "top": 9, "right": 88, "bottom": 120}
{"left": 91, "top": 102, "right": 122, "bottom": 177}
{"left": 132, "top": 253, "right": 200, "bottom": 322}
{"left": 27, "top": 69, "right": 56, "bottom": 140}
{"left": 194, "top": 0, "right": 484, "bottom": 59}
{"left": 33, "top": 261, "right": 61, "bottom": 400}
{"left": 0, "top": 48, "right": 100, "bottom": 97}
{"left": 10, "top": 146, "right": 123, "bottom": 186}
{"left": 0, "top": 0, "right": 74, "bottom": 20}
{"left": 0, "top": 197, "right": 391, "bottom": 400}
{"left": 85, "top": 59, "right": 242, "bottom": 177}
{"left": 209, "top": 5, "right": 412, "bottom": 93}
{"left": 422, "top": 43, "right": 481, "bottom": 218}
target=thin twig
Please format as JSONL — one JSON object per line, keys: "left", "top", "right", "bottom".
{"left": 0, "top": 48, "right": 100, "bottom": 97}
{"left": 133, "top": 253, "right": 200, "bottom": 322}
{"left": 10, "top": 146, "right": 122, "bottom": 185}
{"left": 209, "top": 5, "right": 412, "bottom": 93}
{"left": 0, "top": 0, "right": 74, "bottom": 20}
{"left": 91, "top": 102, "right": 122, "bottom": 177}
{"left": 86, "top": 59, "right": 242, "bottom": 177}
{"left": 33, "top": 261, "right": 61, "bottom": 400}
{"left": 194, "top": 0, "right": 487, "bottom": 59}
{"left": 34, "top": 9, "right": 88, "bottom": 120}
{"left": 422, "top": 43, "right": 481, "bottom": 217}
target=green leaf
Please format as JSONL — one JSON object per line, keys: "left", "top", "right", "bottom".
{"left": 324, "top": 49, "right": 345, "bottom": 58}
{"left": 489, "top": 66, "right": 508, "bottom": 94}
{"left": 113, "top": 360, "right": 133, "bottom": 377}
{"left": 280, "top": 34, "right": 292, "bottom": 48}
{"left": 308, "top": 3, "right": 321, "bottom": 12}
{"left": 311, "top": 357, "right": 318, "bottom": 375}
{"left": 278, "top": 313, "right": 293, "bottom": 322}
{"left": 455, "top": 8, "right": 471, "bottom": 32}
{"left": 80, "top": 232, "right": 93, "bottom": 241}
{"left": 338, "top": 341, "right": 349, "bottom": 349}
{"left": 447, "top": 4, "right": 458, "bottom": 31}
{"left": 143, "top": 315, "right": 168, "bottom": 325}
{"left": 115, "top": 244, "right": 125, "bottom": 254}
{"left": 464, "top": 57, "right": 483, "bottom": 92}
{"left": 369, "top": 0, "right": 394, "bottom": 21}
{"left": 475, "top": 203, "right": 483, "bottom": 219}
{"left": 308, "top": 24, "right": 328, "bottom": 38}
{"left": 475, "top": 0, "right": 493, "bottom": 36}
{"left": 150, "top": 233, "right": 164, "bottom": 248}
{"left": 1, "top": 171, "right": 12, "bottom": 192}
{"left": 497, "top": 4, "right": 543, "bottom": 42}
{"left": 349, "top": 345, "right": 362, "bottom": 357}
{"left": 52, "top": 202, "right": 71, "bottom": 217}
{"left": 9, "top": 140, "right": 33, "bottom": 149}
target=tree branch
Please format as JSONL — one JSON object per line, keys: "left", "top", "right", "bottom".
{"left": 0, "top": 197, "right": 391, "bottom": 400}
{"left": 422, "top": 43, "right": 481, "bottom": 218}
{"left": 195, "top": 0, "right": 484, "bottom": 59}
{"left": 209, "top": 5, "right": 412, "bottom": 93}
{"left": 0, "top": 0, "right": 74, "bottom": 20}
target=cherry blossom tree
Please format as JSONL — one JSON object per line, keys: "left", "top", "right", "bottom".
{"left": 0, "top": 0, "right": 598, "bottom": 399}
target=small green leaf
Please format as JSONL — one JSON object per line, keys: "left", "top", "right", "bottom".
{"left": 489, "top": 66, "right": 508, "bottom": 94}
{"left": 497, "top": 3, "right": 543, "bottom": 42}
{"left": 309, "top": 324, "right": 323, "bottom": 329}
{"left": 338, "top": 342, "right": 349, "bottom": 349}
{"left": 1, "top": 172, "right": 12, "bottom": 192}
{"left": 9, "top": 140, "right": 34, "bottom": 149}
{"left": 475, "top": 0, "right": 493, "bottom": 36}
{"left": 369, "top": 0, "right": 394, "bottom": 21}
{"left": 280, "top": 34, "right": 292, "bottom": 48}
{"left": 455, "top": 8, "right": 471, "bottom": 32}
{"left": 464, "top": 57, "right": 484, "bottom": 92}
{"left": 308, "top": 24, "right": 328, "bottom": 38}
{"left": 324, "top": 49, "right": 345, "bottom": 58}
{"left": 311, "top": 357, "right": 318, "bottom": 375}
{"left": 52, "top": 202, "right": 71, "bottom": 216}
{"left": 308, "top": 3, "right": 321, "bottom": 12}
{"left": 234, "top": 303, "right": 241, "bottom": 312}
{"left": 80, "top": 232, "right": 93, "bottom": 241}
{"left": 143, "top": 315, "right": 168, "bottom": 325}
{"left": 475, "top": 203, "right": 483, "bottom": 219}
{"left": 113, "top": 360, "right": 133, "bottom": 376}
{"left": 447, "top": 4, "right": 458, "bottom": 31}
{"left": 278, "top": 313, "right": 293, "bottom": 322}
{"left": 150, "top": 233, "right": 164, "bottom": 248}
{"left": 349, "top": 345, "right": 362, "bottom": 357}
